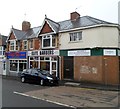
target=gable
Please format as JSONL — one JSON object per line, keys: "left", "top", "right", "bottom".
{"left": 9, "top": 32, "right": 16, "bottom": 40}
{"left": 40, "top": 21, "right": 54, "bottom": 34}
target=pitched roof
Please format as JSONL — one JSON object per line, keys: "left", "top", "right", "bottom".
{"left": 0, "top": 34, "right": 7, "bottom": 46}
{"left": 45, "top": 18, "right": 60, "bottom": 33}
{"left": 7, "top": 15, "right": 118, "bottom": 41}
{"left": 8, "top": 26, "right": 41, "bottom": 41}
{"left": 58, "top": 16, "right": 117, "bottom": 31}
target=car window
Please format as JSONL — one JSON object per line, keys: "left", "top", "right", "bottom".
{"left": 27, "top": 69, "right": 32, "bottom": 74}
{"left": 32, "top": 69, "right": 38, "bottom": 74}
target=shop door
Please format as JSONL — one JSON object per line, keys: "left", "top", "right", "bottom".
{"left": 64, "top": 56, "right": 74, "bottom": 79}
{"left": 51, "top": 61, "right": 57, "bottom": 77}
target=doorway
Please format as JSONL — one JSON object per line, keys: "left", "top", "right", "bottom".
{"left": 63, "top": 56, "right": 74, "bottom": 79}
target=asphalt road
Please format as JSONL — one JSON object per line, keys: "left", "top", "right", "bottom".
{"left": 2, "top": 77, "right": 69, "bottom": 108}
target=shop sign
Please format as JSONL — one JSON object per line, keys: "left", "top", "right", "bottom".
{"left": 68, "top": 50, "right": 91, "bottom": 56}
{"left": 39, "top": 50, "right": 59, "bottom": 56}
{"left": 104, "top": 49, "right": 116, "bottom": 56}
{"left": 6, "top": 52, "right": 26, "bottom": 59}
{"left": 28, "top": 50, "right": 59, "bottom": 56}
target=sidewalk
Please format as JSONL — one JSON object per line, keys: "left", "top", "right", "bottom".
{"left": 59, "top": 80, "right": 120, "bottom": 91}
{"left": 2, "top": 75, "right": 120, "bottom": 91}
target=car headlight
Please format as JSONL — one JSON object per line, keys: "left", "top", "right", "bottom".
{"left": 46, "top": 77, "right": 53, "bottom": 80}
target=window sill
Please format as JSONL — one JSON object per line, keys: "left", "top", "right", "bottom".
{"left": 69, "top": 40, "right": 83, "bottom": 43}
{"left": 42, "top": 47, "right": 56, "bottom": 49}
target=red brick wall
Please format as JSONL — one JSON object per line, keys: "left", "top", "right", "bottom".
{"left": 61, "top": 56, "right": 119, "bottom": 85}
{"left": 9, "top": 32, "right": 16, "bottom": 40}
{"left": 74, "top": 56, "right": 103, "bottom": 83}
{"left": 40, "top": 21, "right": 54, "bottom": 34}
{"left": 102, "top": 56, "right": 119, "bottom": 85}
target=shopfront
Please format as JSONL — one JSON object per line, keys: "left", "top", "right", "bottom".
{"left": 28, "top": 50, "right": 59, "bottom": 77}
{"left": 6, "top": 51, "right": 27, "bottom": 76}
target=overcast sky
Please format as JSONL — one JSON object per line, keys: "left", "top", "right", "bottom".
{"left": 0, "top": 0, "right": 119, "bottom": 36}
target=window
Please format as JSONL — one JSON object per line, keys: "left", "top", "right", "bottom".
{"left": 70, "top": 32, "right": 82, "bottom": 42}
{"left": 29, "top": 40, "right": 33, "bottom": 49}
{"left": 10, "top": 40, "right": 16, "bottom": 51}
{"left": 23, "top": 40, "right": 28, "bottom": 50}
{"left": 42, "top": 35, "right": 56, "bottom": 48}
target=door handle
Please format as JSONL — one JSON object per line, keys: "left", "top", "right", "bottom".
{"left": 66, "top": 69, "right": 70, "bottom": 71}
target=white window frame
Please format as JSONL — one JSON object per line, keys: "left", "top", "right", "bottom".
{"left": 10, "top": 40, "right": 16, "bottom": 51}
{"left": 42, "top": 35, "right": 55, "bottom": 49}
{"left": 29, "top": 39, "right": 33, "bottom": 49}
{"left": 23, "top": 40, "right": 28, "bottom": 50}
{"left": 69, "top": 32, "right": 82, "bottom": 42}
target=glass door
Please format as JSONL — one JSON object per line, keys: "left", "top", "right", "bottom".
{"left": 51, "top": 61, "right": 57, "bottom": 77}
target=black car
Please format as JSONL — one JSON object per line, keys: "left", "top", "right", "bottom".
{"left": 21, "top": 68, "right": 59, "bottom": 86}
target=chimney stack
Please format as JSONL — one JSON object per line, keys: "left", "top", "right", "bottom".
{"left": 70, "top": 12, "right": 80, "bottom": 21}
{"left": 22, "top": 21, "right": 31, "bottom": 31}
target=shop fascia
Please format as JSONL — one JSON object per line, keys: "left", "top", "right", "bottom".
{"left": 28, "top": 50, "right": 59, "bottom": 56}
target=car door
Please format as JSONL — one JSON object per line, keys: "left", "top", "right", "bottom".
{"left": 31, "top": 69, "right": 39, "bottom": 82}
{"left": 26, "top": 69, "right": 32, "bottom": 81}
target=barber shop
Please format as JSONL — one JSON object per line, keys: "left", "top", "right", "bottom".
{"left": 28, "top": 50, "right": 59, "bottom": 77}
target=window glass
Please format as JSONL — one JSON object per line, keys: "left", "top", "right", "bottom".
{"left": 29, "top": 40, "right": 33, "bottom": 49}
{"left": 43, "top": 39, "right": 50, "bottom": 47}
{"left": 10, "top": 63, "right": 17, "bottom": 71}
{"left": 70, "top": 32, "right": 82, "bottom": 42}
{"left": 23, "top": 40, "right": 27, "bottom": 50}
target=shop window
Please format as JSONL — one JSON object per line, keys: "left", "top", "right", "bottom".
{"left": 40, "top": 62, "right": 50, "bottom": 71}
{"left": 19, "top": 63, "right": 26, "bottom": 71}
{"left": 69, "top": 32, "right": 82, "bottom": 42}
{"left": 42, "top": 35, "right": 56, "bottom": 49}
{"left": 10, "top": 63, "right": 17, "bottom": 71}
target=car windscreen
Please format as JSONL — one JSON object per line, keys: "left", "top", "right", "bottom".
{"left": 37, "top": 69, "right": 51, "bottom": 76}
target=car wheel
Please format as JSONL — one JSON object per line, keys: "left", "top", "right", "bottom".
{"left": 21, "top": 77, "right": 25, "bottom": 83}
{"left": 40, "top": 79, "right": 44, "bottom": 86}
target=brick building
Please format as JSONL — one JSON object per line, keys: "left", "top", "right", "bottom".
{"left": 6, "top": 12, "right": 120, "bottom": 85}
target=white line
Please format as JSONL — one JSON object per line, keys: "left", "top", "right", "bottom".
{"left": 13, "top": 91, "right": 76, "bottom": 109}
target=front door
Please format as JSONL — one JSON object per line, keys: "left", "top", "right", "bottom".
{"left": 64, "top": 56, "right": 74, "bottom": 79}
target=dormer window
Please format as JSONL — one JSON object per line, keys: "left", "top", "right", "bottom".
{"left": 42, "top": 35, "right": 56, "bottom": 49}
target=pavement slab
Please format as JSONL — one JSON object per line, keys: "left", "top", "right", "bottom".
{"left": 25, "top": 86, "right": 119, "bottom": 107}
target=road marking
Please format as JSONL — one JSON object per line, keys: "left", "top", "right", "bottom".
{"left": 13, "top": 91, "right": 76, "bottom": 109}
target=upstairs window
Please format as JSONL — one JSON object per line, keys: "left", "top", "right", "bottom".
{"left": 10, "top": 40, "right": 16, "bottom": 51}
{"left": 69, "top": 32, "right": 82, "bottom": 42}
{"left": 23, "top": 40, "right": 28, "bottom": 50}
{"left": 42, "top": 35, "right": 56, "bottom": 49}
{"left": 29, "top": 40, "right": 33, "bottom": 49}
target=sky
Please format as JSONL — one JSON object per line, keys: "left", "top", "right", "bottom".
{"left": 0, "top": 0, "right": 119, "bottom": 36}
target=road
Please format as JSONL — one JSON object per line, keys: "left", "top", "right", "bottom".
{"left": 2, "top": 77, "right": 70, "bottom": 108}
{"left": 1, "top": 76, "right": 119, "bottom": 108}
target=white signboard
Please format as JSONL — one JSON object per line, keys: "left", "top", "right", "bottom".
{"left": 28, "top": 50, "right": 59, "bottom": 56}
{"left": 68, "top": 50, "right": 91, "bottom": 56}
{"left": 104, "top": 49, "right": 116, "bottom": 56}
{"left": 39, "top": 50, "right": 59, "bottom": 56}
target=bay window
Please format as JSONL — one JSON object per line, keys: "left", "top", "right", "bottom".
{"left": 42, "top": 35, "right": 56, "bottom": 48}
{"left": 23, "top": 40, "right": 28, "bottom": 50}
{"left": 10, "top": 40, "right": 16, "bottom": 51}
